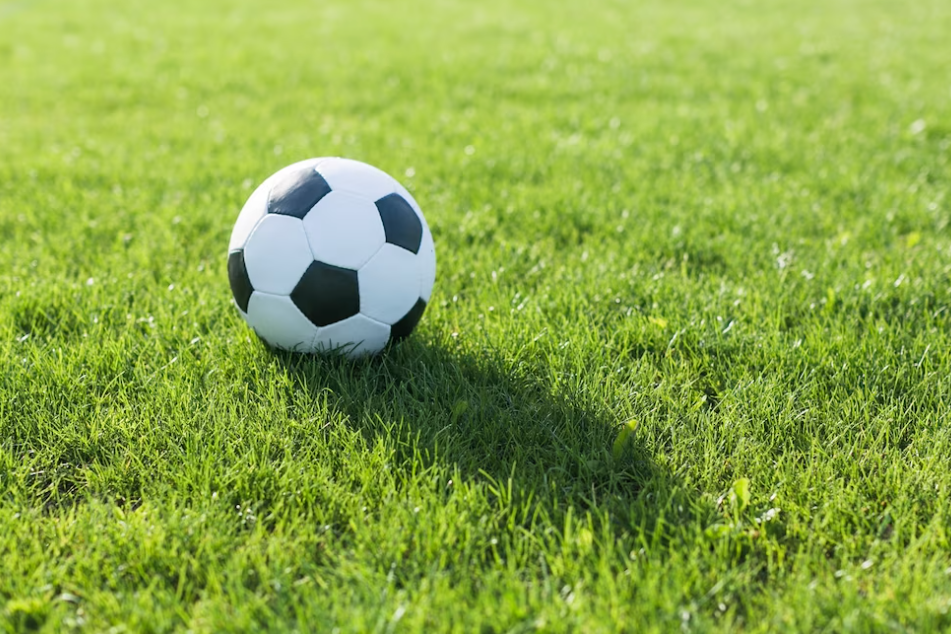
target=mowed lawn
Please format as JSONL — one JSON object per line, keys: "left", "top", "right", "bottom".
{"left": 2, "top": 0, "right": 950, "bottom": 631}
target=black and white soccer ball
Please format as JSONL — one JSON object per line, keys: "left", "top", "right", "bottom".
{"left": 227, "top": 157, "right": 436, "bottom": 357}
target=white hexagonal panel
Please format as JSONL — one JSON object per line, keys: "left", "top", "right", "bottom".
{"left": 394, "top": 182, "right": 434, "bottom": 300}
{"left": 302, "top": 191, "right": 386, "bottom": 270}
{"left": 316, "top": 157, "right": 397, "bottom": 202}
{"left": 314, "top": 313, "right": 391, "bottom": 358}
{"left": 246, "top": 291, "right": 320, "bottom": 352}
{"left": 244, "top": 214, "right": 314, "bottom": 295}
{"left": 358, "top": 244, "right": 421, "bottom": 325}
{"left": 418, "top": 227, "right": 436, "bottom": 302}
{"left": 229, "top": 181, "right": 269, "bottom": 252}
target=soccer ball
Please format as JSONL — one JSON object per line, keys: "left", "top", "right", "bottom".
{"left": 227, "top": 157, "right": 436, "bottom": 357}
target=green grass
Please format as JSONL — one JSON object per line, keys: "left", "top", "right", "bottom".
{"left": 2, "top": 0, "right": 951, "bottom": 630}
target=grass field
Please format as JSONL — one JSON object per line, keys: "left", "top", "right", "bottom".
{"left": 2, "top": 0, "right": 951, "bottom": 631}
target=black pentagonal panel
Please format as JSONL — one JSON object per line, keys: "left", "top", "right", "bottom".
{"left": 391, "top": 298, "right": 427, "bottom": 342}
{"left": 267, "top": 166, "right": 331, "bottom": 219}
{"left": 291, "top": 261, "right": 360, "bottom": 327}
{"left": 375, "top": 193, "right": 422, "bottom": 254}
{"left": 228, "top": 250, "right": 253, "bottom": 312}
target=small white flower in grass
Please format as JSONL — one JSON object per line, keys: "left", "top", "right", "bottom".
{"left": 861, "top": 559, "right": 874, "bottom": 570}
{"left": 909, "top": 119, "right": 926, "bottom": 135}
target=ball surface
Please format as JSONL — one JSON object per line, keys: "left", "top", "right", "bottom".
{"left": 228, "top": 158, "right": 436, "bottom": 357}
